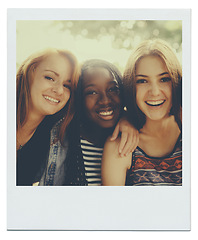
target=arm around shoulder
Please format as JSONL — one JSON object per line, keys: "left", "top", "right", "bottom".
{"left": 101, "top": 136, "right": 132, "bottom": 186}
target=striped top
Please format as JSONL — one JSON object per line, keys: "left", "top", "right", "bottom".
{"left": 126, "top": 134, "right": 182, "bottom": 186}
{"left": 80, "top": 139, "right": 103, "bottom": 186}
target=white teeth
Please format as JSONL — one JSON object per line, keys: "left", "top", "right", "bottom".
{"left": 44, "top": 96, "right": 59, "bottom": 103}
{"left": 99, "top": 110, "right": 113, "bottom": 116}
{"left": 146, "top": 100, "right": 164, "bottom": 106}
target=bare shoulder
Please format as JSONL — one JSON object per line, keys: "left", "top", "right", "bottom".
{"left": 103, "top": 136, "right": 132, "bottom": 170}
{"left": 104, "top": 136, "right": 121, "bottom": 152}
{"left": 102, "top": 136, "right": 132, "bottom": 185}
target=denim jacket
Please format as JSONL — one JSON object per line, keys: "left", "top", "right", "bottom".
{"left": 63, "top": 119, "right": 88, "bottom": 186}
{"left": 39, "top": 119, "right": 69, "bottom": 186}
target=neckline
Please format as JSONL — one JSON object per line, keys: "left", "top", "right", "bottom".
{"left": 135, "top": 132, "right": 182, "bottom": 160}
{"left": 17, "top": 118, "right": 48, "bottom": 152}
{"left": 17, "top": 128, "right": 37, "bottom": 151}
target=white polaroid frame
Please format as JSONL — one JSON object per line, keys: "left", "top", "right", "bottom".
{"left": 7, "top": 8, "right": 191, "bottom": 230}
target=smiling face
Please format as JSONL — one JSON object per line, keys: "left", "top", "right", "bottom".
{"left": 29, "top": 53, "right": 72, "bottom": 118}
{"left": 135, "top": 55, "right": 172, "bottom": 121}
{"left": 82, "top": 67, "right": 121, "bottom": 129}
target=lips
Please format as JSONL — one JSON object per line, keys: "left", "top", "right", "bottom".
{"left": 96, "top": 108, "right": 115, "bottom": 120}
{"left": 99, "top": 110, "right": 113, "bottom": 116}
{"left": 145, "top": 100, "right": 165, "bottom": 107}
{"left": 43, "top": 95, "right": 60, "bottom": 103}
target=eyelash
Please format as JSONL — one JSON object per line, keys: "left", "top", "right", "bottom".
{"left": 45, "top": 76, "right": 71, "bottom": 91}
{"left": 63, "top": 84, "right": 71, "bottom": 90}
{"left": 136, "top": 77, "right": 171, "bottom": 84}
{"left": 85, "top": 90, "right": 97, "bottom": 95}
{"left": 45, "top": 76, "right": 54, "bottom": 81}
{"left": 85, "top": 87, "right": 120, "bottom": 96}
{"left": 161, "top": 77, "right": 171, "bottom": 82}
{"left": 109, "top": 86, "right": 120, "bottom": 93}
{"left": 136, "top": 79, "right": 147, "bottom": 84}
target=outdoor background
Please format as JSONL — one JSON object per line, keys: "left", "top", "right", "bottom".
{"left": 16, "top": 20, "right": 182, "bottom": 73}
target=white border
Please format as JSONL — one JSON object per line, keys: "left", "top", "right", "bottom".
{"left": 7, "top": 8, "right": 191, "bottom": 230}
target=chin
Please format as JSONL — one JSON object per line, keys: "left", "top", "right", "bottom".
{"left": 147, "top": 114, "right": 169, "bottom": 121}
{"left": 44, "top": 110, "right": 58, "bottom": 116}
{"left": 98, "top": 120, "right": 117, "bottom": 129}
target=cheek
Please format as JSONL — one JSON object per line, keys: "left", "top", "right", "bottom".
{"left": 135, "top": 87, "right": 143, "bottom": 107}
{"left": 135, "top": 84, "right": 148, "bottom": 103}
{"left": 63, "top": 91, "right": 71, "bottom": 102}
{"left": 30, "top": 86, "right": 38, "bottom": 101}
{"left": 30, "top": 80, "right": 48, "bottom": 99}
{"left": 114, "top": 97, "right": 121, "bottom": 113}
{"left": 163, "top": 84, "right": 172, "bottom": 101}
{"left": 167, "top": 87, "right": 172, "bottom": 99}
{"left": 84, "top": 97, "right": 94, "bottom": 115}
{"left": 112, "top": 95, "right": 121, "bottom": 105}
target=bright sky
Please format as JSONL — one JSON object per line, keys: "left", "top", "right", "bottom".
{"left": 16, "top": 21, "right": 132, "bottom": 73}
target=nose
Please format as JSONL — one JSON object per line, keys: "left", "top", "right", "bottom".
{"left": 98, "top": 92, "right": 110, "bottom": 105}
{"left": 150, "top": 82, "right": 160, "bottom": 96}
{"left": 52, "top": 82, "right": 64, "bottom": 95}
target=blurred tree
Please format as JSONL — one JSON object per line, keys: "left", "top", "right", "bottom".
{"left": 16, "top": 20, "right": 182, "bottom": 71}
{"left": 55, "top": 20, "right": 182, "bottom": 52}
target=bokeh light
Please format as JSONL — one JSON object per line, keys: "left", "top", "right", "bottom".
{"left": 16, "top": 20, "right": 182, "bottom": 74}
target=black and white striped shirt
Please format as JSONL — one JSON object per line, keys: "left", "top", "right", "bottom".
{"left": 80, "top": 139, "right": 103, "bottom": 186}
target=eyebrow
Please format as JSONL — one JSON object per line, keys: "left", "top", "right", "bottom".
{"left": 159, "top": 72, "right": 169, "bottom": 76}
{"left": 135, "top": 74, "right": 147, "bottom": 77}
{"left": 84, "top": 80, "right": 118, "bottom": 89}
{"left": 44, "top": 70, "right": 71, "bottom": 83}
{"left": 44, "top": 70, "right": 59, "bottom": 76}
{"left": 135, "top": 72, "right": 170, "bottom": 77}
{"left": 84, "top": 84, "right": 95, "bottom": 89}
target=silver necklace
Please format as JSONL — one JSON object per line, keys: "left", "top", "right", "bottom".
{"left": 17, "top": 139, "right": 23, "bottom": 150}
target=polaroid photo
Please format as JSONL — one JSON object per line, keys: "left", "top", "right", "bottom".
{"left": 7, "top": 8, "right": 191, "bottom": 230}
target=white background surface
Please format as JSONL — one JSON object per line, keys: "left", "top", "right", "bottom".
{"left": 1, "top": 1, "right": 197, "bottom": 239}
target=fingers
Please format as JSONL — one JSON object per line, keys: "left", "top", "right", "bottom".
{"left": 129, "top": 132, "right": 139, "bottom": 153}
{"left": 110, "top": 122, "right": 120, "bottom": 141}
{"left": 118, "top": 131, "right": 128, "bottom": 155}
{"left": 120, "top": 133, "right": 133, "bottom": 157}
{"left": 119, "top": 130, "right": 139, "bottom": 157}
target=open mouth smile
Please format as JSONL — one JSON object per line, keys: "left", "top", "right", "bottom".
{"left": 43, "top": 95, "right": 60, "bottom": 103}
{"left": 98, "top": 110, "right": 113, "bottom": 116}
{"left": 145, "top": 100, "right": 165, "bottom": 107}
{"left": 96, "top": 108, "right": 115, "bottom": 120}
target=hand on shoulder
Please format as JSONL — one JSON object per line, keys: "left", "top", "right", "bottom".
{"left": 101, "top": 136, "right": 132, "bottom": 186}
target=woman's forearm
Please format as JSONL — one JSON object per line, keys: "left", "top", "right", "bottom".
{"left": 101, "top": 137, "right": 132, "bottom": 186}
